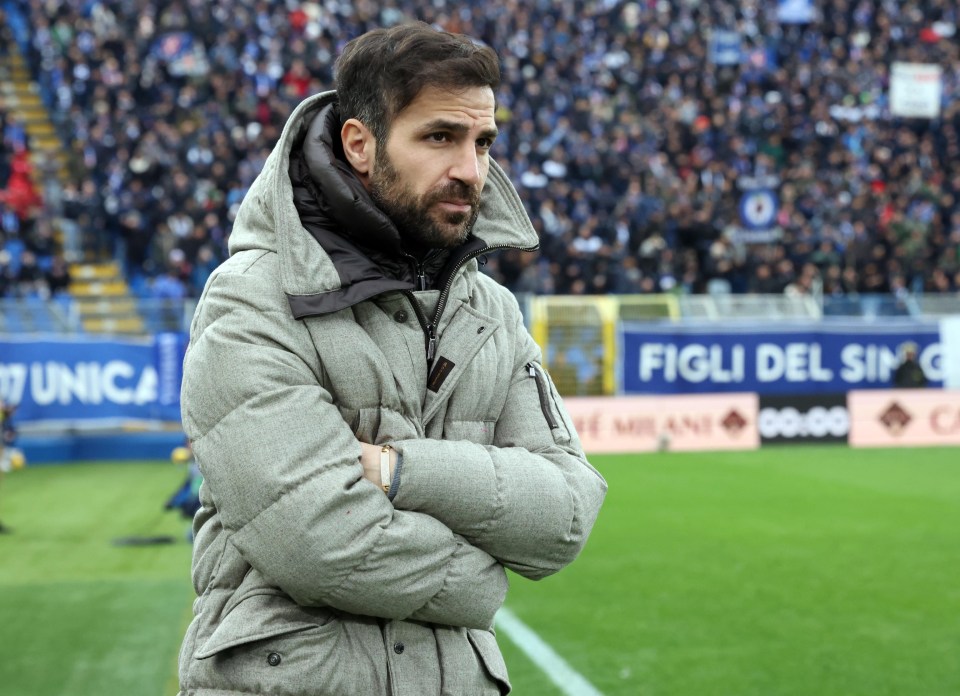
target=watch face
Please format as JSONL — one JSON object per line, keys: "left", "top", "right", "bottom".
{"left": 740, "top": 189, "right": 779, "bottom": 230}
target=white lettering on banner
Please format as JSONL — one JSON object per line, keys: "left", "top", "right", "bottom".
{"left": 639, "top": 343, "right": 745, "bottom": 383}
{"left": 0, "top": 363, "right": 28, "bottom": 404}
{"left": 26, "top": 361, "right": 158, "bottom": 406}
{"left": 920, "top": 346, "right": 941, "bottom": 380}
{"left": 638, "top": 343, "right": 664, "bottom": 381}
{"left": 637, "top": 339, "right": 941, "bottom": 386}
{"left": 758, "top": 406, "right": 849, "bottom": 438}
{"left": 756, "top": 343, "right": 834, "bottom": 382}
{"left": 157, "top": 334, "right": 181, "bottom": 405}
{"left": 841, "top": 344, "right": 888, "bottom": 382}
{"left": 840, "top": 344, "right": 942, "bottom": 383}
{"left": 756, "top": 343, "right": 782, "bottom": 382}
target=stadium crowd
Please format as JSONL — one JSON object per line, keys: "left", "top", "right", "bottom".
{"left": 1, "top": 0, "right": 959, "bottom": 301}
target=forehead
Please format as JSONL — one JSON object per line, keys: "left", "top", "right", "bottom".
{"left": 391, "top": 84, "right": 496, "bottom": 130}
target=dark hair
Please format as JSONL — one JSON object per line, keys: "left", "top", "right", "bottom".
{"left": 334, "top": 22, "right": 500, "bottom": 144}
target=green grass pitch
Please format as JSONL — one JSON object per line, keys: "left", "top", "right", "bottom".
{"left": 1, "top": 446, "right": 958, "bottom": 696}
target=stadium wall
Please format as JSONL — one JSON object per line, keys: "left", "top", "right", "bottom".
{"left": 2, "top": 316, "right": 957, "bottom": 462}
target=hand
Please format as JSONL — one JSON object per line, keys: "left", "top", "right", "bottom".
{"left": 358, "top": 441, "right": 397, "bottom": 492}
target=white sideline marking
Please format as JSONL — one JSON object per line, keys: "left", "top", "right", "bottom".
{"left": 495, "top": 607, "right": 605, "bottom": 696}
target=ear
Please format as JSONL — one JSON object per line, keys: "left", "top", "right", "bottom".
{"left": 341, "top": 118, "right": 375, "bottom": 184}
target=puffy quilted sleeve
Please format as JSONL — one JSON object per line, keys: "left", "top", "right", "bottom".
{"left": 391, "top": 297, "right": 608, "bottom": 580}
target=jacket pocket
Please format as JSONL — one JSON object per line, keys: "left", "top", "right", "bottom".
{"left": 468, "top": 628, "right": 512, "bottom": 695}
{"left": 526, "top": 362, "right": 557, "bottom": 429}
{"left": 194, "top": 592, "right": 338, "bottom": 659}
{"left": 526, "top": 362, "right": 575, "bottom": 446}
{"left": 189, "top": 594, "right": 357, "bottom": 696}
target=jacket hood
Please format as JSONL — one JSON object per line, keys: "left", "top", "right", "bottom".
{"left": 228, "top": 90, "right": 539, "bottom": 315}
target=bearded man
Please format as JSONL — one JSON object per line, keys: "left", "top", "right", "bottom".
{"left": 176, "top": 22, "right": 607, "bottom": 696}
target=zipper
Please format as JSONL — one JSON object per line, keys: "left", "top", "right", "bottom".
{"left": 404, "top": 290, "right": 436, "bottom": 366}
{"left": 405, "top": 242, "right": 537, "bottom": 368}
{"left": 526, "top": 362, "right": 558, "bottom": 429}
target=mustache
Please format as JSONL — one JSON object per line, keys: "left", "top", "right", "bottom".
{"left": 426, "top": 181, "right": 481, "bottom": 207}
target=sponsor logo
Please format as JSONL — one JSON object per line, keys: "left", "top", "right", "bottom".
{"left": 879, "top": 401, "right": 912, "bottom": 435}
{"left": 931, "top": 406, "right": 960, "bottom": 435}
{"left": 721, "top": 409, "right": 747, "bottom": 435}
{"left": 758, "top": 405, "right": 849, "bottom": 440}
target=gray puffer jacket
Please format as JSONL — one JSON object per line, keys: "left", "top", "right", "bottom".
{"left": 177, "top": 91, "right": 607, "bottom": 696}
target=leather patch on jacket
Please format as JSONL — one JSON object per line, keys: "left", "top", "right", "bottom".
{"left": 427, "top": 357, "right": 456, "bottom": 393}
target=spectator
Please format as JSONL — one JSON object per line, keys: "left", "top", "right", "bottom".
{"left": 893, "top": 341, "right": 929, "bottom": 388}
{"left": 5, "top": 0, "right": 960, "bottom": 303}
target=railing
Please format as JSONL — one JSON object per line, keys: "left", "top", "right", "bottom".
{"left": 0, "top": 297, "right": 196, "bottom": 335}
{"left": 1, "top": 292, "right": 957, "bottom": 339}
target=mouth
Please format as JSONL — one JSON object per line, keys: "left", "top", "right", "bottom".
{"left": 436, "top": 201, "right": 473, "bottom": 214}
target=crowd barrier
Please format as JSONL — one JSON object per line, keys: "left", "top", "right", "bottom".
{"left": 565, "top": 389, "right": 960, "bottom": 454}
{"left": 530, "top": 298, "right": 958, "bottom": 396}
{"left": 2, "top": 324, "right": 958, "bottom": 461}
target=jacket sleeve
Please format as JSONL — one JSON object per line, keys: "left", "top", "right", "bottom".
{"left": 183, "top": 262, "right": 506, "bottom": 630}
{"left": 390, "top": 309, "right": 608, "bottom": 581}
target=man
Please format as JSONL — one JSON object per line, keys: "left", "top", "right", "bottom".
{"left": 177, "top": 23, "right": 607, "bottom": 696}
{"left": 892, "top": 341, "right": 928, "bottom": 388}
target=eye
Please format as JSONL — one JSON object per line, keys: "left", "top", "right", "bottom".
{"left": 426, "top": 132, "right": 449, "bottom": 144}
{"left": 476, "top": 137, "right": 495, "bottom": 150}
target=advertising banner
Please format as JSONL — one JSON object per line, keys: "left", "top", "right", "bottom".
{"left": 0, "top": 334, "right": 187, "bottom": 426}
{"left": 758, "top": 394, "right": 849, "bottom": 444}
{"left": 941, "top": 315, "right": 960, "bottom": 389}
{"left": 848, "top": 389, "right": 960, "bottom": 447}
{"left": 621, "top": 320, "right": 942, "bottom": 395}
{"left": 563, "top": 393, "right": 759, "bottom": 454}
{"left": 890, "top": 62, "right": 942, "bottom": 119}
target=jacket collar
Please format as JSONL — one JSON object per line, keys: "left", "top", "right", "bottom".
{"left": 229, "top": 90, "right": 539, "bottom": 314}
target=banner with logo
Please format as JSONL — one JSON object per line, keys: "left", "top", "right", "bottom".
{"left": 889, "top": 62, "right": 942, "bottom": 118}
{"left": 621, "top": 320, "right": 942, "bottom": 395}
{"left": 758, "top": 394, "right": 849, "bottom": 444}
{"left": 564, "top": 393, "right": 759, "bottom": 453}
{"left": 0, "top": 334, "right": 187, "bottom": 426}
{"left": 849, "top": 389, "right": 960, "bottom": 447}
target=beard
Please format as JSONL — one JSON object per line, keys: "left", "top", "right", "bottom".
{"left": 369, "top": 148, "right": 482, "bottom": 250}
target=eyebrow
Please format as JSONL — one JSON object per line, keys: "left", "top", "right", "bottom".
{"left": 418, "top": 119, "right": 499, "bottom": 141}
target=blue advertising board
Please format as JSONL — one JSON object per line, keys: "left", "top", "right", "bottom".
{"left": 0, "top": 334, "right": 188, "bottom": 424}
{"left": 621, "top": 320, "right": 943, "bottom": 395}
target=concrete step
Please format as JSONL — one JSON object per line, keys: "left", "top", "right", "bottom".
{"left": 69, "top": 262, "right": 124, "bottom": 281}
{"left": 29, "top": 135, "right": 60, "bottom": 151}
{"left": 15, "top": 106, "right": 49, "bottom": 123}
{"left": 75, "top": 298, "right": 138, "bottom": 316}
{"left": 1, "top": 51, "right": 26, "bottom": 66}
{"left": 6, "top": 93, "right": 42, "bottom": 108}
{"left": 8, "top": 82, "right": 39, "bottom": 97}
{"left": 68, "top": 279, "right": 131, "bottom": 297}
{"left": 81, "top": 316, "right": 146, "bottom": 335}
{"left": 25, "top": 121, "right": 55, "bottom": 135}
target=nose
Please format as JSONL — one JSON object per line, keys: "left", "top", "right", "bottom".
{"left": 447, "top": 143, "right": 482, "bottom": 188}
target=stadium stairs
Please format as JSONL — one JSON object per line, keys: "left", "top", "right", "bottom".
{"left": 0, "top": 46, "right": 68, "bottom": 200}
{"left": 1, "top": 39, "right": 147, "bottom": 336}
{"left": 68, "top": 261, "right": 147, "bottom": 335}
